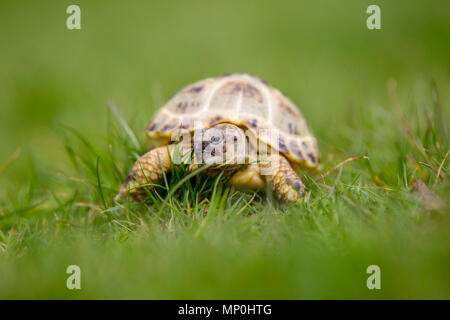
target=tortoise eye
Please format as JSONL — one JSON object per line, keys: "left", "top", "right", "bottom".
{"left": 210, "top": 134, "right": 223, "bottom": 145}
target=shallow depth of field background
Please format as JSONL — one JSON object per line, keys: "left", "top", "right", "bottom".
{"left": 0, "top": 0, "right": 449, "bottom": 299}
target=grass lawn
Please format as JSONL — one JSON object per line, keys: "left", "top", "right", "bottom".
{"left": 0, "top": 0, "right": 449, "bottom": 299}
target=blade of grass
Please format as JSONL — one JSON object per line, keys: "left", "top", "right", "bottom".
{"left": 96, "top": 156, "right": 107, "bottom": 209}
{"left": 157, "top": 163, "right": 214, "bottom": 215}
{"left": 107, "top": 101, "right": 141, "bottom": 151}
{"left": 434, "top": 148, "right": 449, "bottom": 188}
{"left": 0, "top": 149, "right": 21, "bottom": 177}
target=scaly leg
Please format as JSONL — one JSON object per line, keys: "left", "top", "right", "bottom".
{"left": 265, "top": 154, "right": 305, "bottom": 202}
{"left": 116, "top": 144, "right": 176, "bottom": 200}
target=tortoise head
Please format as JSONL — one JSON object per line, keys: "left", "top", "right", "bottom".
{"left": 194, "top": 123, "right": 247, "bottom": 167}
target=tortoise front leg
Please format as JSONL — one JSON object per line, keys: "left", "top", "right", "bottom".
{"left": 265, "top": 154, "right": 305, "bottom": 202}
{"left": 116, "top": 144, "right": 176, "bottom": 201}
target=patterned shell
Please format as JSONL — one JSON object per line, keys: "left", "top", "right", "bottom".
{"left": 146, "top": 74, "right": 319, "bottom": 168}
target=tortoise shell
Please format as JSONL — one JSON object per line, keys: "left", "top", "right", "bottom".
{"left": 146, "top": 73, "right": 319, "bottom": 168}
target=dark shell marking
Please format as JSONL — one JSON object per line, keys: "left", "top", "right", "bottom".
{"left": 188, "top": 86, "right": 203, "bottom": 93}
{"left": 278, "top": 137, "right": 289, "bottom": 153}
{"left": 147, "top": 122, "right": 159, "bottom": 132}
{"left": 288, "top": 122, "right": 299, "bottom": 135}
{"left": 258, "top": 77, "right": 269, "bottom": 85}
{"left": 221, "top": 81, "right": 243, "bottom": 94}
{"left": 301, "top": 141, "right": 318, "bottom": 164}
{"left": 176, "top": 102, "right": 187, "bottom": 112}
{"left": 176, "top": 100, "right": 201, "bottom": 113}
{"left": 277, "top": 94, "right": 299, "bottom": 117}
{"left": 219, "top": 80, "right": 265, "bottom": 104}
{"left": 289, "top": 140, "right": 305, "bottom": 160}
{"left": 308, "top": 153, "right": 317, "bottom": 164}
{"left": 208, "top": 115, "right": 223, "bottom": 126}
{"left": 243, "top": 118, "right": 258, "bottom": 128}
{"left": 159, "top": 119, "right": 179, "bottom": 132}
{"left": 281, "top": 102, "right": 297, "bottom": 116}
{"left": 243, "top": 83, "right": 263, "bottom": 103}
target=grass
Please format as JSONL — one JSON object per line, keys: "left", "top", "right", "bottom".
{"left": 0, "top": 0, "right": 449, "bottom": 299}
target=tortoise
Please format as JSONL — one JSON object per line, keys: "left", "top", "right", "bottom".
{"left": 116, "top": 73, "right": 320, "bottom": 202}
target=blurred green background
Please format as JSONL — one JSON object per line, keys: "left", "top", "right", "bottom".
{"left": 0, "top": 0, "right": 449, "bottom": 299}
